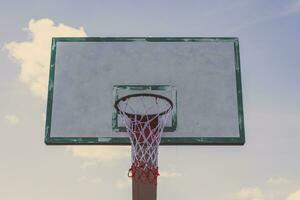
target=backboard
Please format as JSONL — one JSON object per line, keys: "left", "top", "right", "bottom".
{"left": 45, "top": 37, "right": 245, "bottom": 145}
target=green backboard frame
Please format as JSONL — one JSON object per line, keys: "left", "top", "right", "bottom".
{"left": 45, "top": 37, "right": 245, "bottom": 145}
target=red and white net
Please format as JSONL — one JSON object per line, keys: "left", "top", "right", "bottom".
{"left": 115, "top": 93, "right": 173, "bottom": 184}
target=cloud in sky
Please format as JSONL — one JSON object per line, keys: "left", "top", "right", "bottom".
{"left": 77, "top": 176, "right": 103, "bottom": 185}
{"left": 228, "top": 0, "right": 300, "bottom": 33}
{"left": 159, "top": 170, "right": 182, "bottom": 178}
{"left": 91, "top": 177, "right": 103, "bottom": 184}
{"left": 4, "top": 18, "right": 130, "bottom": 164}
{"left": 282, "top": 0, "right": 300, "bottom": 16}
{"left": 267, "top": 177, "right": 291, "bottom": 185}
{"left": 114, "top": 177, "right": 131, "bottom": 190}
{"left": 79, "top": 161, "right": 99, "bottom": 169}
{"left": 4, "top": 18, "right": 86, "bottom": 99}
{"left": 234, "top": 187, "right": 264, "bottom": 200}
{"left": 67, "top": 146, "right": 130, "bottom": 162}
{"left": 4, "top": 114, "right": 20, "bottom": 125}
{"left": 77, "top": 175, "right": 88, "bottom": 183}
{"left": 233, "top": 181, "right": 300, "bottom": 200}
{"left": 286, "top": 190, "right": 300, "bottom": 200}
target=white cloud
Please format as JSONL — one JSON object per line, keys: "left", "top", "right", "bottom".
{"left": 234, "top": 187, "right": 264, "bottom": 200}
{"left": 267, "top": 177, "right": 290, "bottom": 185}
{"left": 77, "top": 176, "right": 103, "bottom": 184}
{"left": 77, "top": 176, "right": 88, "bottom": 183}
{"left": 114, "top": 177, "right": 131, "bottom": 190}
{"left": 228, "top": 1, "right": 300, "bottom": 33}
{"left": 4, "top": 114, "right": 20, "bottom": 125}
{"left": 66, "top": 146, "right": 130, "bottom": 162}
{"left": 91, "top": 177, "right": 103, "bottom": 184}
{"left": 159, "top": 170, "right": 182, "bottom": 178}
{"left": 282, "top": 0, "right": 300, "bottom": 16}
{"left": 79, "top": 161, "right": 99, "bottom": 169}
{"left": 4, "top": 18, "right": 86, "bottom": 99}
{"left": 286, "top": 190, "right": 300, "bottom": 200}
{"left": 42, "top": 112, "right": 46, "bottom": 122}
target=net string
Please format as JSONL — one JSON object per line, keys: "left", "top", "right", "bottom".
{"left": 117, "top": 95, "right": 172, "bottom": 184}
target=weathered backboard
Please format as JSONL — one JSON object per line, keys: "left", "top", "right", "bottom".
{"left": 45, "top": 37, "right": 245, "bottom": 145}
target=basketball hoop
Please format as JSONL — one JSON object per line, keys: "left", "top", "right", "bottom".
{"left": 115, "top": 93, "right": 173, "bottom": 184}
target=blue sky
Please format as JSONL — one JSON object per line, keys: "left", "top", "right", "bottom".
{"left": 1, "top": 0, "right": 300, "bottom": 199}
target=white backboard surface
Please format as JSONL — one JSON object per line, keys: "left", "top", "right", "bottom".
{"left": 45, "top": 37, "right": 245, "bottom": 145}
